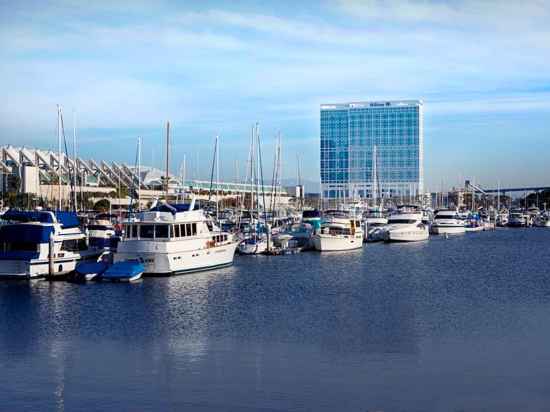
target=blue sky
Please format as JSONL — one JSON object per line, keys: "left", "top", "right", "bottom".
{"left": 1, "top": 0, "right": 549, "bottom": 191}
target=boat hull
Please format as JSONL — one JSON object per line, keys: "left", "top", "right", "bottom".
{"left": 465, "top": 226, "right": 484, "bottom": 233}
{"left": 115, "top": 242, "right": 238, "bottom": 275}
{"left": 384, "top": 228, "right": 429, "bottom": 242}
{"left": 238, "top": 240, "right": 268, "bottom": 255}
{"left": 313, "top": 233, "right": 363, "bottom": 251}
{"left": 431, "top": 225, "right": 466, "bottom": 235}
{"left": 0, "top": 252, "right": 101, "bottom": 279}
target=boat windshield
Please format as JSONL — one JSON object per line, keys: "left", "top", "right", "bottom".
{"left": 388, "top": 219, "right": 417, "bottom": 224}
{"left": 434, "top": 215, "right": 460, "bottom": 220}
{"left": 368, "top": 222, "right": 386, "bottom": 227}
{"left": 303, "top": 210, "right": 321, "bottom": 219}
{"left": 322, "top": 227, "right": 351, "bottom": 235}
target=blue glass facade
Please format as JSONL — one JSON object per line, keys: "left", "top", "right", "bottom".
{"left": 320, "top": 101, "right": 423, "bottom": 199}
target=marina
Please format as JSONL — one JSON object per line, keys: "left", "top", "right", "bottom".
{"left": 2, "top": 1, "right": 550, "bottom": 410}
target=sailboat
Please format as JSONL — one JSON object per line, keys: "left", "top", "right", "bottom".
{"left": 238, "top": 123, "right": 268, "bottom": 255}
{"left": 364, "top": 146, "right": 388, "bottom": 242}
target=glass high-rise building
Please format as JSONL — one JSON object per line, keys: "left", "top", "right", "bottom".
{"left": 320, "top": 100, "right": 424, "bottom": 200}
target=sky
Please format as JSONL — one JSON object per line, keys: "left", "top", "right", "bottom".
{"left": 1, "top": 0, "right": 549, "bottom": 192}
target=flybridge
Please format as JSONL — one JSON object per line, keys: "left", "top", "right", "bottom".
{"left": 320, "top": 100, "right": 422, "bottom": 110}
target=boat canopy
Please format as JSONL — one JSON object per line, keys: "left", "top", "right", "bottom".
{"left": 1, "top": 209, "right": 80, "bottom": 228}
{"left": 0, "top": 224, "right": 55, "bottom": 243}
{"left": 149, "top": 203, "right": 199, "bottom": 214}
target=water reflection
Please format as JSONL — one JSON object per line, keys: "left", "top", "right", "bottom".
{"left": 2, "top": 229, "right": 550, "bottom": 410}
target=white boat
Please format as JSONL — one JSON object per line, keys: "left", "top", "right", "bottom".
{"left": 0, "top": 209, "right": 101, "bottom": 278}
{"left": 430, "top": 210, "right": 466, "bottom": 235}
{"left": 534, "top": 213, "right": 550, "bottom": 227}
{"left": 508, "top": 210, "right": 529, "bottom": 227}
{"left": 313, "top": 212, "right": 363, "bottom": 251}
{"left": 363, "top": 208, "right": 388, "bottom": 242}
{"left": 497, "top": 210, "right": 509, "bottom": 227}
{"left": 527, "top": 206, "right": 540, "bottom": 220}
{"left": 115, "top": 201, "right": 238, "bottom": 275}
{"left": 382, "top": 207, "right": 429, "bottom": 242}
{"left": 465, "top": 219, "right": 485, "bottom": 232}
{"left": 87, "top": 213, "right": 120, "bottom": 251}
{"left": 273, "top": 222, "right": 314, "bottom": 250}
{"left": 238, "top": 235, "right": 268, "bottom": 255}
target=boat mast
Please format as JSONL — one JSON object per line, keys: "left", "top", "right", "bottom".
{"left": 372, "top": 145, "right": 378, "bottom": 208}
{"left": 165, "top": 121, "right": 170, "bottom": 201}
{"left": 73, "top": 109, "right": 78, "bottom": 212}
{"left": 250, "top": 125, "right": 256, "bottom": 218}
{"left": 497, "top": 180, "right": 500, "bottom": 214}
{"left": 181, "top": 154, "right": 186, "bottom": 203}
{"left": 257, "top": 124, "right": 267, "bottom": 228}
{"left": 57, "top": 105, "right": 62, "bottom": 210}
{"left": 216, "top": 135, "right": 219, "bottom": 220}
{"left": 137, "top": 136, "right": 141, "bottom": 211}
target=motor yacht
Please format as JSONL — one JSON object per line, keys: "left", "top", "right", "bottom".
{"left": 381, "top": 206, "right": 429, "bottom": 242}
{"left": 313, "top": 211, "right": 363, "bottom": 251}
{"left": 508, "top": 209, "right": 530, "bottom": 227}
{"left": 0, "top": 209, "right": 101, "bottom": 278}
{"left": 430, "top": 209, "right": 466, "bottom": 235}
{"left": 115, "top": 200, "right": 238, "bottom": 275}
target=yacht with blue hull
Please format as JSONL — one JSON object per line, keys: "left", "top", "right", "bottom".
{"left": 0, "top": 209, "right": 101, "bottom": 279}
{"left": 114, "top": 201, "right": 238, "bottom": 275}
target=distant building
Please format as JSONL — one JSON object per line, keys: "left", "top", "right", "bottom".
{"left": 320, "top": 100, "right": 424, "bottom": 200}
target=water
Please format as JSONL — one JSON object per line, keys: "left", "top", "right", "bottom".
{"left": 2, "top": 229, "right": 550, "bottom": 411}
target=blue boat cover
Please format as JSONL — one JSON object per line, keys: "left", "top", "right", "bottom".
{"left": 1, "top": 209, "right": 80, "bottom": 228}
{"left": 55, "top": 211, "right": 80, "bottom": 228}
{"left": 2, "top": 210, "right": 55, "bottom": 224}
{"left": 149, "top": 203, "right": 199, "bottom": 214}
{"left": 76, "top": 261, "right": 109, "bottom": 275}
{"left": 103, "top": 260, "right": 144, "bottom": 278}
{"left": 0, "top": 224, "right": 54, "bottom": 243}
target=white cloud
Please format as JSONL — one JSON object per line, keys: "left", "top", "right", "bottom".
{"left": 336, "top": 0, "right": 550, "bottom": 28}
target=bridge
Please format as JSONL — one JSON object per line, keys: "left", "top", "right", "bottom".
{"left": 465, "top": 180, "right": 550, "bottom": 195}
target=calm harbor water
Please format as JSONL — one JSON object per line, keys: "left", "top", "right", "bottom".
{"left": 2, "top": 228, "right": 550, "bottom": 411}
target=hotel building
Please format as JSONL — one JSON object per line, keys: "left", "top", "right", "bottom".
{"left": 320, "top": 100, "right": 424, "bottom": 200}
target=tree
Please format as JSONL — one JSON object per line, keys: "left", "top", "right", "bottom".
{"left": 93, "top": 199, "right": 110, "bottom": 212}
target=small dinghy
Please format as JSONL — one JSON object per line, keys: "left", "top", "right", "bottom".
{"left": 74, "top": 261, "right": 109, "bottom": 281}
{"left": 102, "top": 260, "right": 144, "bottom": 283}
